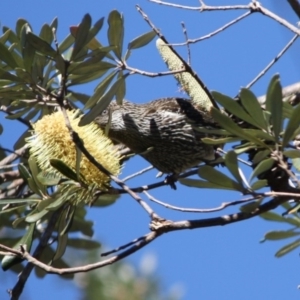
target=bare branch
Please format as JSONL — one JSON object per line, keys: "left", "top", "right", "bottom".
{"left": 246, "top": 34, "right": 299, "bottom": 89}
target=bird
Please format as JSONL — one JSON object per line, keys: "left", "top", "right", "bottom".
{"left": 94, "top": 97, "right": 218, "bottom": 177}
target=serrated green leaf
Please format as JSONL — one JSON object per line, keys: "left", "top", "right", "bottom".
{"left": 249, "top": 158, "right": 274, "bottom": 182}
{"left": 1, "top": 223, "right": 35, "bottom": 271}
{"left": 26, "top": 32, "right": 57, "bottom": 57}
{"left": 240, "top": 88, "right": 268, "bottom": 131}
{"left": 71, "top": 14, "right": 92, "bottom": 60}
{"left": 107, "top": 10, "right": 124, "bottom": 59}
{"left": 212, "top": 91, "right": 260, "bottom": 128}
{"left": 128, "top": 30, "right": 156, "bottom": 50}
{"left": 275, "top": 238, "right": 300, "bottom": 257}
{"left": 198, "top": 165, "right": 245, "bottom": 192}
{"left": 283, "top": 104, "right": 300, "bottom": 147}
{"left": 268, "top": 76, "right": 282, "bottom": 142}
{"left": 265, "top": 230, "right": 300, "bottom": 240}
{"left": 211, "top": 108, "right": 268, "bottom": 148}
{"left": 80, "top": 74, "right": 128, "bottom": 126}
{"left": 225, "top": 151, "right": 245, "bottom": 186}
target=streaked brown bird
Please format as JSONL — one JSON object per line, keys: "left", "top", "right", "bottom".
{"left": 94, "top": 98, "right": 217, "bottom": 175}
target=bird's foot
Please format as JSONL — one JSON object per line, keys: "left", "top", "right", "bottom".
{"left": 164, "top": 173, "right": 178, "bottom": 190}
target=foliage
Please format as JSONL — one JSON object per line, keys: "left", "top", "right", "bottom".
{"left": 1, "top": 2, "right": 300, "bottom": 299}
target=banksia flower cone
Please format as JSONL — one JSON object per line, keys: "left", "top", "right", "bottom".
{"left": 27, "top": 110, "right": 121, "bottom": 193}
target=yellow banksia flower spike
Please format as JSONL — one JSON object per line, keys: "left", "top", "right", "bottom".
{"left": 27, "top": 110, "right": 121, "bottom": 200}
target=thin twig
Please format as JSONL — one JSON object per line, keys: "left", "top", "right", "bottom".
{"left": 148, "top": 0, "right": 249, "bottom": 11}
{"left": 0, "top": 106, "right": 32, "bottom": 129}
{"left": 144, "top": 191, "right": 262, "bottom": 213}
{"left": 181, "top": 22, "right": 191, "bottom": 65}
{"left": 122, "top": 63, "right": 186, "bottom": 77}
{"left": 245, "top": 34, "right": 299, "bottom": 89}
{"left": 101, "top": 235, "right": 147, "bottom": 257}
{"left": 122, "top": 166, "right": 154, "bottom": 182}
{"left": 0, "top": 146, "right": 28, "bottom": 167}
{"left": 172, "top": 12, "right": 250, "bottom": 46}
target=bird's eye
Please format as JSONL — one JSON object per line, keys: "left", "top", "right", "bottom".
{"left": 102, "top": 109, "right": 108, "bottom": 115}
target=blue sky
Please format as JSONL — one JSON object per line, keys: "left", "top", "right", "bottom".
{"left": 1, "top": 0, "right": 300, "bottom": 299}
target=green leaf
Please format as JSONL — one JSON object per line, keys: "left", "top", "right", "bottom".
{"left": 212, "top": 91, "right": 260, "bottom": 128}
{"left": 0, "top": 43, "right": 18, "bottom": 68}
{"left": 264, "top": 230, "right": 300, "bottom": 240}
{"left": 283, "top": 150, "right": 300, "bottom": 159}
{"left": 224, "top": 151, "right": 245, "bottom": 187}
{"left": 28, "top": 157, "right": 46, "bottom": 194}
{"left": 198, "top": 165, "right": 245, "bottom": 192}
{"left": 211, "top": 108, "right": 268, "bottom": 148}
{"left": 50, "top": 159, "right": 78, "bottom": 182}
{"left": 83, "top": 71, "right": 118, "bottom": 109}
{"left": 39, "top": 24, "right": 53, "bottom": 44}
{"left": 249, "top": 158, "right": 274, "bottom": 182}
{"left": 275, "top": 238, "right": 300, "bottom": 257}
{"left": 252, "top": 149, "right": 271, "bottom": 165}
{"left": 37, "top": 171, "right": 61, "bottom": 186}
{"left": 80, "top": 74, "right": 128, "bottom": 126}
{"left": 250, "top": 179, "right": 267, "bottom": 190}
{"left": 128, "top": 30, "right": 156, "bottom": 50}
{"left": 68, "top": 238, "right": 101, "bottom": 249}
{"left": 94, "top": 193, "right": 119, "bottom": 207}
{"left": 0, "top": 198, "right": 40, "bottom": 205}
{"left": 266, "top": 74, "right": 282, "bottom": 142}
{"left": 179, "top": 178, "right": 232, "bottom": 189}
{"left": 260, "top": 211, "right": 300, "bottom": 226}
{"left": 240, "top": 88, "right": 268, "bottom": 131}
{"left": 202, "top": 137, "right": 241, "bottom": 145}
{"left": 1, "top": 223, "right": 35, "bottom": 271}
{"left": 85, "top": 17, "right": 105, "bottom": 47}
{"left": 26, "top": 32, "right": 57, "bottom": 57}
{"left": 107, "top": 10, "right": 124, "bottom": 59}
{"left": 240, "top": 199, "right": 262, "bottom": 213}
{"left": 282, "top": 103, "right": 300, "bottom": 147}
{"left": 115, "top": 71, "right": 126, "bottom": 104}
{"left": 292, "top": 158, "right": 300, "bottom": 171}
{"left": 71, "top": 14, "right": 92, "bottom": 60}
{"left": 58, "top": 33, "right": 75, "bottom": 53}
